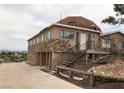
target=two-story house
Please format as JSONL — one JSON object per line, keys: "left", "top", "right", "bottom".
{"left": 28, "top": 16, "right": 124, "bottom": 70}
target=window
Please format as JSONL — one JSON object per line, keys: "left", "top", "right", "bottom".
{"left": 68, "top": 22, "right": 76, "bottom": 26}
{"left": 47, "top": 32, "right": 52, "bottom": 39}
{"left": 70, "top": 31, "right": 74, "bottom": 39}
{"left": 34, "top": 39, "right": 37, "bottom": 44}
{"left": 91, "top": 25, "right": 97, "bottom": 30}
{"left": 60, "top": 30, "right": 74, "bottom": 39}
{"left": 32, "top": 40, "right": 34, "bottom": 45}
{"left": 31, "top": 40, "right": 33, "bottom": 45}
{"left": 45, "top": 34, "right": 48, "bottom": 40}
{"left": 40, "top": 32, "right": 52, "bottom": 41}
{"left": 122, "top": 42, "right": 124, "bottom": 48}
{"left": 43, "top": 34, "right": 46, "bottom": 41}
{"left": 102, "top": 39, "right": 111, "bottom": 48}
{"left": 36, "top": 37, "right": 39, "bottom": 43}
{"left": 41, "top": 35, "right": 43, "bottom": 41}
{"left": 32, "top": 39, "right": 35, "bottom": 44}
{"left": 106, "top": 40, "right": 111, "bottom": 48}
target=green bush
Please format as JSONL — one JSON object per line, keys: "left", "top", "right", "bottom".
{"left": 0, "top": 52, "right": 27, "bottom": 62}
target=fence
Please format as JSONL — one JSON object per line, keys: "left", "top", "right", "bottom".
{"left": 56, "top": 66, "right": 124, "bottom": 88}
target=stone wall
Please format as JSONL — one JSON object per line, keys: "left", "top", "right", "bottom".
{"left": 28, "top": 39, "right": 71, "bottom": 65}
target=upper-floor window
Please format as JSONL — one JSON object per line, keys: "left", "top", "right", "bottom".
{"left": 41, "top": 35, "right": 43, "bottom": 41}
{"left": 122, "top": 42, "right": 124, "bottom": 48}
{"left": 47, "top": 32, "right": 52, "bottom": 40}
{"left": 29, "top": 32, "right": 52, "bottom": 46}
{"left": 102, "top": 39, "right": 111, "bottom": 48}
{"left": 91, "top": 25, "right": 97, "bottom": 30}
{"left": 31, "top": 40, "right": 33, "bottom": 45}
{"left": 41, "top": 31, "right": 52, "bottom": 41}
{"left": 43, "top": 34, "right": 46, "bottom": 41}
{"left": 67, "top": 22, "right": 76, "bottom": 26}
{"left": 35, "top": 37, "right": 38, "bottom": 43}
{"left": 60, "top": 30, "right": 74, "bottom": 39}
{"left": 29, "top": 39, "right": 35, "bottom": 45}
{"left": 32, "top": 39, "right": 35, "bottom": 45}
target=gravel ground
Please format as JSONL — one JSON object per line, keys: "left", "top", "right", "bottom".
{"left": 0, "top": 62, "right": 80, "bottom": 89}
{"left": 88, "top": 60, "right": 124, "bottom": 76}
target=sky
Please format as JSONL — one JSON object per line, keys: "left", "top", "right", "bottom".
{"left": 0, "top": 4, "right": 124, "bottom": 51}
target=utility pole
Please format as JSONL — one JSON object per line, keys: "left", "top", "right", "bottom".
{"left": 59, "top": 7, "right": 62, "bottom": 20}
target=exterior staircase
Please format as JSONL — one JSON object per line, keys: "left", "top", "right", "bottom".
{"left": 55, "top": 40, "right": 124, "bottom": 69}
{"left": 62, "top": 52, "right": 85, "bottom": 67}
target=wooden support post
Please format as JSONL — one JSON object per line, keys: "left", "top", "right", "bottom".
{"left": 41, "top": 52, "right": 42, "bottom": 66}
{"left": 46, "top": 52, "right": 48, "bottom": 69}
{"left": 69, "top": 71, "right": 73, "bottom": 81}
{"left": 51, "top": 52, "right": 54, "bottom": 70}
{"left": 48, "top": 53, "right": 49, "bottom": 69}
{"left": 51, "top": 52, "right": 53, "bottom": 70}
{"left": 56, "top": 68, "right": 60, "bottom": 76}
{"left": 40, "top": 52, "right": 41, "bottom": 67}
{"left": 86, "top": 53, "right": 88, "bottom": 65}
{"left": 92, "top": 53, "right": 95, "bottom": 62}
{"left": 89, "top": 71, "right": 95, "bottom": 88}
{"left": 48, "top": 52, "right": 51, "bottom": 70}
{"left": 50, "top": 52, "right": 52, "bottom": 70}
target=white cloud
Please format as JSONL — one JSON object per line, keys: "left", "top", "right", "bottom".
{"left": 0, "top": 4, "right": 123, "bottom": 51}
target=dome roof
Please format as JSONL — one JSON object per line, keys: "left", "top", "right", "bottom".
{"left": 57, "top": 16, "right": 101, "bottom": 32}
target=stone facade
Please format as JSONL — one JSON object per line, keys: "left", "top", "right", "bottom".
{"left": 27, "top": 16, "right": 124, "bottom": 70}
{"left": 28, "top": 39, "right": 71, "bottom": 66}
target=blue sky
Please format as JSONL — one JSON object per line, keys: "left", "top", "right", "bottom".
{"left": 0, "top": 4, "right": 124, "bottom": 51}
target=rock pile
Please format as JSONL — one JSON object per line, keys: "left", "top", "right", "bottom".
{"left": 88, "top": 60, "right": 124, "bottom": 76}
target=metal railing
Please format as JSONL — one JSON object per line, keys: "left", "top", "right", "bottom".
{"left": 95, "top": 47, "right": 124, "bottom": 64}
{"left": 52, "top": 40, "right": 96, "bottom": 68}
{"left": 52, "top": 40, "right": 124, "bottom": 68}
{"left": 110, "top": 47, "right": 124, "bottom": 60}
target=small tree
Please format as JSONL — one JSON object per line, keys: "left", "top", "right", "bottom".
{"left": 102, "top": 4, "right": 124, "bottom": 62}
{"left": 102, "top": 4, "right": 124, "bottom": 25}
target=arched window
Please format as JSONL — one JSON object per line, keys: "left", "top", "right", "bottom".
{"left": 67, "top": 22, "right": 76, "bottom": 26}
{"left": 91, "top": 25, "right": 97, "bottom": 30}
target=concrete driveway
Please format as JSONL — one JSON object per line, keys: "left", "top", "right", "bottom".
{"left": 0, "top": 62, "right": 80, "bottom": 89}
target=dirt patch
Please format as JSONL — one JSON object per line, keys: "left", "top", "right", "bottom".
{"left": 0, "top": 62, "right": 80, "bottom": 89}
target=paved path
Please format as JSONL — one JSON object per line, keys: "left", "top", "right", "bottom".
{"left": 0, "top": 62, "right": 80, "bottom": 89}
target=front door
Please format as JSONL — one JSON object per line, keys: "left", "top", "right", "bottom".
{"left": 80, "top": 33, "right": 86, "bottom": 50}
